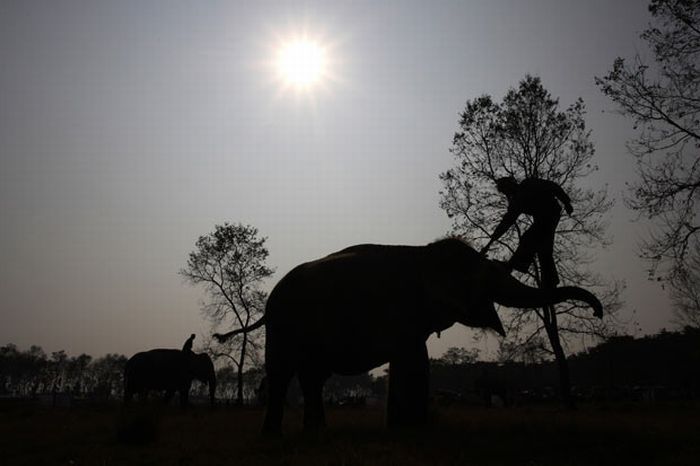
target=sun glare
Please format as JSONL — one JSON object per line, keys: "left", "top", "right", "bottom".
{"left": 276, "top": 39, "right": 327, "bottom": 90}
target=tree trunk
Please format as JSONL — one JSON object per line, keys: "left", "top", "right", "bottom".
{"left": 236, "top": 333, "right": 248, "bottom": 405}
{"left": 543, "top": 304, "right": 575, "bottom": 409}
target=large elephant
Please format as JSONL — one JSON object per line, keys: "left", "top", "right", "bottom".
{"left": 215, "top": 238, "right": 602, "bottom": 432}
{"left": 124, "top": 349, "right": 216, "bottom": 407}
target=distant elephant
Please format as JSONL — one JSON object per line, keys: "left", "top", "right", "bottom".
{"left": 215, "top": 238, "right": 602, "bottom": 432}
{"left": 124, "top": 349, "right": 216, "bottom": 407}
{"left": 475, "top": 367, "right": 512, "bottom": 408}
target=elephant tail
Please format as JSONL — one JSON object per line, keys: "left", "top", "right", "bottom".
{"left": 213, "top": 316, "right": 266, "bottom": 343}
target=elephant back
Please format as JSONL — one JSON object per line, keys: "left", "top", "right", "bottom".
{"left": 125, "top": 349, "right": 190, "bottom": 390}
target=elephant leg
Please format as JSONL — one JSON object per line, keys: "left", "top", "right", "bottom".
{"left": 387, "top": 343, "right": 429, "bottom": 428}
{"left": 179, "top": 381, "right": 192, "bottom": 408}
{"left": 483, "top": 389, "right": 492, "bottom": 407}
{"left": 163, "top": 390, "right": 175, "bottom": 405}
{"left": 136, "top": 388, "right": 149, "bottom": 402}
{"left": 124, "top": 378, "right": 141, "bottom": 404}
{"left": 298, "top": 370, "right": 328, "bottom": 432}
{"left": 179, "top": 389, "right": 189, "bottom": 407}
{"left": 262, "top": 368, "right": 294, "bottom": 434}
{"left": 124, "top": 386, "right": 134, "bottom": 404}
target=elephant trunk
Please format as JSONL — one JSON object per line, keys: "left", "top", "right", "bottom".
{"left": 494, "top": 275, "right": 603, "bottom": 318}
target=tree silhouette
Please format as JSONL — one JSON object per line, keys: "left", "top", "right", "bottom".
{"left": 180, "top": 222, "right": 273, "bottom": 405}
{"left": 440, "top": 75, "right": 623, "bottom": 407}
{"left": 596, "top": 1, "right": 700, "bottom": 310}
{"left": 0, "top": 344, "right": 127, "bottom": 400}
{"left": 670, "top": 240, "right": 700, "bottom": 328}
{"left": 438, "top": 347, "right": 480, "bottom": 366}
{"left": 90, "top": 353, "right": 128, "bottom": 400}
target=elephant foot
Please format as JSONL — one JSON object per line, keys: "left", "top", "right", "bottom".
{"left": 260, "top": 425, "right": 283, "bottom": 437}
{"left": 262, "top": 407, "right": 286, "bottom": 437}
{"left": 301, "top": 425, "right": 326, "bottom": 441}
{"left": 302, "top": 416, "right": 326, "bottom": 434}
{"left": 386, "top": 344, "right": 429, "bottom": 429}
{"left": 386, "top": 407, "right": 428, "bottom": 429}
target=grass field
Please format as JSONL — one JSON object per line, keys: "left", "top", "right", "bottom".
{"left": 1, "top": 401, "right": 698, "bottom": 466}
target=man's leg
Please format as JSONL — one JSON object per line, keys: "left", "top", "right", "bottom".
{"left": 537, "top": 213, "right": 560, "bottom": 288}
{"left": 538, "top": 249, "right": 559, "bottom": 287}
{"left": 509, "top": 227, "right": 538, "bottom": 273}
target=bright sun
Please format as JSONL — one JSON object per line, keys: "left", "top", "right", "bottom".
{"left": 275, "top": 39, "right": 327, "bottom": 90}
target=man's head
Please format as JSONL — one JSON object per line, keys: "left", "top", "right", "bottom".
{"left": 495, "top": 176, "right": 518, "bottom": 195}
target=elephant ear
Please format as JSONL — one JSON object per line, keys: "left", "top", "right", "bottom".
{"left": 457, "top": 300, "right": 506, "bottom": 337}
{"left": 423, "top": 271, "right": 505, "bottom": 337}
{"left": 190, "top": 353, "right": 214, "bottom": 381}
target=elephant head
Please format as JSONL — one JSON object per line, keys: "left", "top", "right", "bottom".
{"left": 422, "top": 238, "right": 603, "bottom": 337}
{"left": 187, "top": 352, "right": 216, "bottom": 405}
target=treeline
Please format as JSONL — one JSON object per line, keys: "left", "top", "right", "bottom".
{"left": 0, "top": 344, "right": 126, "bottom": 401}
{"left": 569, "top": 326, "right": 700, "bottom": 398}
{"left": 0, "top": 345, "right": 267, "bottom": 403}
{"left": 0, "top": 345, "right": 381, "bottom": 405}
{"left": 3, "top": 327, "right": 698, "bottom": 405}
{"left": 430, "top": 327, "right": 700, "bottom": 404}
{"left": 330, "top": 327, "right": 700, "bottom": 406}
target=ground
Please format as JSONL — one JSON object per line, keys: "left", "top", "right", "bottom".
{"left": 1, "top": 401, "right": 698, "bottom": 465}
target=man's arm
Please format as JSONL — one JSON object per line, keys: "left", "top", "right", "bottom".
{"left": 547, "top": 180, "right": 573, "bottom": 215}
{"left": 480, "top": 208, "right": 518, "bottom": 254}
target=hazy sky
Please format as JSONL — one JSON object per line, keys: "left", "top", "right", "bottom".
{"left": 1, "top": 0, "right": 669, "bottom": 359}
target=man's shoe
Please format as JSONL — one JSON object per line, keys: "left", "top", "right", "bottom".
{"left": 492, "top": 259, "right": 513, "bottom": 273}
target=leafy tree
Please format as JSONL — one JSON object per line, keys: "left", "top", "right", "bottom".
{"left": 324, "top": 373, "right": 374, "bottom": 404}
{"left": 0, "top": 345, "right": 129, "bottom": 399}
{"left": 26, "top": 345, "right": 49, "bottom": 395}
{"left": 437, "top": 347, "right": 480, "bottom": 366}
{"left": 49, "top": 350, "right": 68, "bottom": 391}
{"left": 596, "top": 0, "right": 700, "bottom": 322}
{"left": 181, "top": 222, "right": 273, "bottom": 404}
{"left": 0, "top": 344, "right": 48, "bottom": 396}
{"left": 440, "top": 75, "right": 623, "bottom": 407}
{"left": 66, "top": 354, "right": 92, "bottom": 395}
{"left": 0, "top": 344, "right": 20, "bottom": 394}
{"left": 90, "top": 353, "right": 128, "bottom": 400}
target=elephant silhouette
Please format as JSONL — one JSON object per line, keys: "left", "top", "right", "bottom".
{"left": 124, "top": 348, "right": 216, "bottom": 407}
{"left": 215, "top": 238, "right": 602, "bottom": 432}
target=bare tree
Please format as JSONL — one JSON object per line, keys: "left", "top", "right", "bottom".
{"left": 440, "top": 75, "right": 623, "bottom": 407}
{"left": 596, "top": 1, "right": 700, "bottom": 311}
{"left": 200, "top": 333, "right": 264, "bottom": 404}
{"left": 670, "top": 239, "right": 700, "bottom": 328}
{"left": 180, "top": 222, "right": 273, "bottom": 404}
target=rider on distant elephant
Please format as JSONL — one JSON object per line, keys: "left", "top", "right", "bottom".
{"left": 182, "top": 334, "right": 195, "bottom": 353}
{"left": 480, "top": 176, "right": 573, "bottom": 288}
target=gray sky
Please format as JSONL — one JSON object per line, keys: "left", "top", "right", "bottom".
{"left": 0, "top": 0, "right": 669, "bottom": 358}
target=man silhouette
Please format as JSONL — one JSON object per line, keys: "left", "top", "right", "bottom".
{"left": 182, "top": 333, "right": 195, "bottom": 353}
{"left": 480, "top": 176, "right": 573, "bottom": 287}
